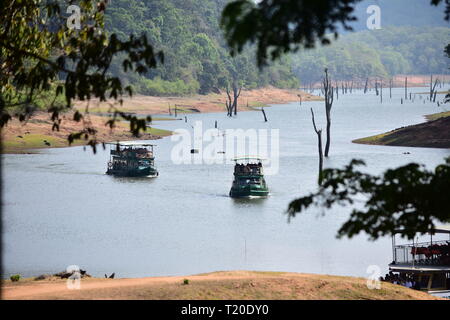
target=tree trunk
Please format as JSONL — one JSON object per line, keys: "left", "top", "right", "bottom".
{"left": 311, "top": 108, "right": 323, "bottom": 185}
{"left": 380, "top": 81, "right": 383, "bottom": 104}
{"left": 261, "top": 107, "right": 268, "bottom": 122}
{"left": 389, "top": 79, "right": 392, "bottom": 99}
{"left": 225, "top": 87, "right": 233, "bottom": 116}
{"left": 405, "top": 77, "right": 408, "bottom": 100}
{"left": 232, "top": 84, "right": 241, "bottom": 116}
{"left": 323, "top": 69, "right": 333, "bottom": 157}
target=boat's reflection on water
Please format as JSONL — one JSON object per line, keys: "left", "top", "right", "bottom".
{"left": 107, "top": 175, "right": 158, "bottom": 184}
{"left": 231, "top": 196, "right": 269, "bottom": 207}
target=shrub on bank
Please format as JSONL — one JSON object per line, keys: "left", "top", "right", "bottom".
{"left": 10, "top": 274, "right": 21, "bottom": 282}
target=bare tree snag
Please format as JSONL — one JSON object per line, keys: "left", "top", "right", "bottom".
{"left": 389, "top": 79, "right": 393, "bottom": 99}
{"left": 430, "top": 76, "right": 439, "bottom": 102}
{"left": 380, "top": 80, "right": 383, "bottom": 103}
{"left": 311, "top": 108, "right": 323, "bottom": 185}
{"left": 261, "top": 107, "right": 268, "bottom": 122}
{"left": 322, "top": 68, "right": 334, "bottom": 158}
{"left": 405, "top": 77, "right": 408, "bottom": 100}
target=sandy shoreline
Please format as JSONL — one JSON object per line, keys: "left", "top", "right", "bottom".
{"left": 1, "top": 87, "right": 319, "bottom": 154}
{"left": 1, "top": 271, "right": 439, "bottom": 300}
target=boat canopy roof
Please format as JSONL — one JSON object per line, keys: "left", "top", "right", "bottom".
{"left": 232, "top": 156, "right": 265, "bottom": 163}
{"left": 394, "top": 225, "right": 450, "bottom": 235}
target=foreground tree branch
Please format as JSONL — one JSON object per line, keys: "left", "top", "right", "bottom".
{"left": 0, "top": 0, "right": 164, "bottom": 151}
{"left": 287, "top": 157, "right": 450, "bottom": 240}
{"left": 221, "top": 0, "right": 450, "bottom": 67}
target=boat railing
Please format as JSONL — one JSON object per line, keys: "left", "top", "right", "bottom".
{"left": 111, "top": 150, "right": 153, "bottom": 158}
{"left": 393, "top": 240, "right": 450, "bottom": 267}
{"left": 234, "top": 167, "right": 263, "bottom": 175}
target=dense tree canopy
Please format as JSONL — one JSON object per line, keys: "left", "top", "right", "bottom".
{"left": 0, "top": 0, "right": 164, "bottom": 148}
{"left": 105, "top": 0, "right": 299, "bottom": 96}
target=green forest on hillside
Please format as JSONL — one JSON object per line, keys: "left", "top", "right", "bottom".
{"left": 103, "top": 1, "right": 449, "bottom": 95}
{"left": 105, "top": 0, "right": 299, "bottom": 96}
{"left": 292, "top": 26, "right": 450, "bottom": 83}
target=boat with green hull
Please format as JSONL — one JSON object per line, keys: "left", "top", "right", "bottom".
{"left": 106, "top": 143, "right": 158, "bottom": 177}
{"left": 229, "top": 157, "right": 269, "bottom": 198}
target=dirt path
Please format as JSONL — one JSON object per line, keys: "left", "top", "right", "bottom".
{"left": 1, "top": 271, "right": 439, "bottom": 300}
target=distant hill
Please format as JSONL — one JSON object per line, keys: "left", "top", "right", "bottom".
{"left": 291, "top": 26, "right": 450, "bottom": 83}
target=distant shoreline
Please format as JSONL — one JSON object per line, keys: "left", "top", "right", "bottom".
{"left": 2, "top": 87, "right": 320, "bottom": 154}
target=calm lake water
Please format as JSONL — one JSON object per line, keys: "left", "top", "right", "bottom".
{"left": 3, "top": 87, "right": 450, "bottom": 279}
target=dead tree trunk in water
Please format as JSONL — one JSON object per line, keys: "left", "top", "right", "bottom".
{"left": 322, "top": 68, "right": 334, "bottom": 158}
{"left": 311, "top": 108, "right": 323, "bottom": 185}
{"left": 405, "top": 77, "right": 408, "bottom": 100}
{"left": 380, "top": 81, "right": 383, "bottom": 103}
{"left": 389, "top": 79, "right": 392, "bottom": 99}
{"left": 430, "top": 75, "right": 438, "bottom": 102}
{"left": 364, "top": 78, "right": 369, "bottom": 94}
{"left": 261, "top": 107, "right": 268, "bottom": 122}
{"left": 430, "top": 75, "right": 434, "bottom": 100}
{"left": 225, "top": 88, "right": 232, "bottom": 116}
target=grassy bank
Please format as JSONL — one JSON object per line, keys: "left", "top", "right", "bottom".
{"left": 1, "top": 271, "right": 439, "bottom": 300}
{"left": 353, "top": 112, "right": 450, "bottom": 148}
{"left": 425, "top": 110, "right": 450, "bottom": 121}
